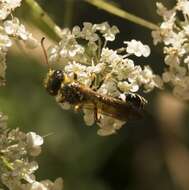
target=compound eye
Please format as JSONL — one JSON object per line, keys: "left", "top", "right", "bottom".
{"left": 46, "top": 70, "right": 64, "bottom": 96}
{"left": 54, "top": 70, "right": 64, "bottom": 81}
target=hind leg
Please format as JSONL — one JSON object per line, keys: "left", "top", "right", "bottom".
{"left": 94, "top": 104, "right": 102, "bottom": 123}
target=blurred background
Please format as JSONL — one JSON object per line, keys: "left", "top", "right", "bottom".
{"left": 1, "top": 0, "right": 189, "bottom": 190}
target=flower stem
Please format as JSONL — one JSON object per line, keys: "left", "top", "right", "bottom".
{"left": 24, "top": 0, "right": 62, "bottom": 41}
{"left": 85, "top": 0, "right": 159, "bottom": 30}
{"left": 0, "top": 156, "right": 14, "bottom": 171}
{"left": 63, "top": 0, "right": 74, "bottom": 27}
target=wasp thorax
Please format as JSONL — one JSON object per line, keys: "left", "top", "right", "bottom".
{"left": 45, "top": 69, "right": 64, "bottom": 95}
{"left": 59, "top": 83, "right": 84, "bottom": 104}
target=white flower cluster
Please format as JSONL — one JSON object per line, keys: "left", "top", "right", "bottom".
{"left": 48, "top": 22, "right": 162, "bottom": 136}
{"left": 0, "top": 112, "right": 63, "bottom": 190}
{"left": 152, "top": 0, "right": 189, "bottom": 100}
{"left": 0, "top": 0, "right": 22, "bottom": 20}
{"left": 0, "top": 0, "right": 38, "bottom": 86}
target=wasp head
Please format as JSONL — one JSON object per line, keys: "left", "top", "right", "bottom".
{"left": 44, "top": 69, "right": 64, "bottom": 95}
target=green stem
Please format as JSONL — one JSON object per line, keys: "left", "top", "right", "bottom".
{"left": 24, "top": 0, "right": 62, "bottom": 41}
{"left": 85, "top": 0, "right": 159, "bottom": 30}
{"left": 0, "top": 156, "right": 14, "bottom": 171}
{"left": 63, "top": 0, "right": 74, "bottom": 27}
{"left": 98, "top": 37, "right": 102, "bottom": 60}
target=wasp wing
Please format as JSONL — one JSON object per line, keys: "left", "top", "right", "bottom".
{"left": 78, "top": 101, "right": 141, "bottom": 122}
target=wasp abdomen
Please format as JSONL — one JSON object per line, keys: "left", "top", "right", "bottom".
{"left": 125, "top": 93, "right": 146, "bottom": 109}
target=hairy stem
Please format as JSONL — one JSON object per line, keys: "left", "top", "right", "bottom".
{"left": 85, "top": 0, "right": 159, "bottom": 30}
{"left": 24, "top": 0, "right": 62, "bottom": 41}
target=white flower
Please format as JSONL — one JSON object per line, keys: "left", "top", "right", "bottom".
{"left": 0, "top": 53, "right": 7, "bottom": 86}
{"left": 156, "top": 2, "right": 176, "bottom": 20}
{"left": 0, "top": 0, "right": 22, "bottom": 20}
{"left": 47, "top": 22, "right": 157, "bottom": 135}
{"left": 0, "top": 15, "right": 38, "bottom": 86}
{"left": 48, "top": 45, "right": 60, "bottom": 64}
{"left": 81, "top": 22, "right": 99, "bottom": 42}
{"left": 94, "top": 22, "right": 119, "bottom": 41}
{"left": 152, "top": 0, "right": 189, "bottom": 100}
{"left": 40, "top": 178, "right": 64, "bottom": 190}
{"left": 26, "top": 132, "right": 44, "bottom": 148}
{"left": 57, "top": 102, "right": 71, "bottom": 110}
{"left": 26, "top": 132, "right": 43, "bottom": 156}
{"left": 124, "top": 40, "right": 150, "bottom": 57}
{"left": 65, "top": 62, "right": 86, "bottom": 74}
{"left": 0, "top": 113, "right": 63, "bottom": 189}
{"left": 101, "top": 47, "right": 122, "bottom": 66}
{"left": 119, "top": 93, "right": 126, "bottom": 101}
{"left": 97, "top": 115, "right": 125, "bottom": 136}
{"left": 25, "top": 34, "right": 39, "bottom": 49}
{"left": 0, "top": 112, "right": 8, "bottom": 130}
{"left": 27, "top": 181, "right": 48, "bottom": 190}
{"left": 4, "top": 18, "right": 29, "bottom": 40}
{"left": 83, "top": 109, "right": 95, "bottom": 126}
{"left": 0, "top": 33, "right": 12, "bottom": 50}
{"left": 86, "top": 62, "right": 105, "bottom": 74}
{"left": 98, "top": 79, "right": 119, "bottom": 97}
{"left": 162, "top": 71, "right": 172, "bottom": 82}
{"left": 0, "top": 31, "right": 12, "bottom": 86}
{"left": 177, "top": 0, "right": 189, "bottom": 16}
{"left": 94, "top": 22, "right": 110, "bottom": 32}
{"left": 118, "top": 81, "right": 139, "bottom": 93}
{"left": 72, "top": 25, "right": 81, "bottom": 36}
{"left": 103, "top": 25, "right": 119, "bottom": 41}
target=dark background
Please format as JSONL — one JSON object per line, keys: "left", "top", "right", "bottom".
{"left": 1, "top": 0, "right": 189, "bottom": 190}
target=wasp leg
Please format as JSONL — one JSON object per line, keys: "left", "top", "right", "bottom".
{"left": 74, "top": 104, "right": 82, "bottom": 112}
{"left": 96, "top": 78, "right": 104, "bottom": 90}
{"left": 90, "top": 73, "right": 96, "bottom": 88}
{"left": 73, "top": 72, "right": 78, "bottom": 80}
{"left": 90, "top": 73, "right": 105, "bottom": 90}
{"left": 96, "top": 73, "right": 112, "bottom": 90}
{"left": 94, "top": 105, "right": 98, "bottom": 122}
{"left": 94, "top": 104, "right": 101, "bottom": 123}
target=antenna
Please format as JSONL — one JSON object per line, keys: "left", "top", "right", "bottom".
{"left": 41, "top": 37, "right": 49, "bottom": 67}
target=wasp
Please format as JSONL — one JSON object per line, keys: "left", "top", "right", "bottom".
{"left": 41, "top": 38, "right": 147, "bottom": 122}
